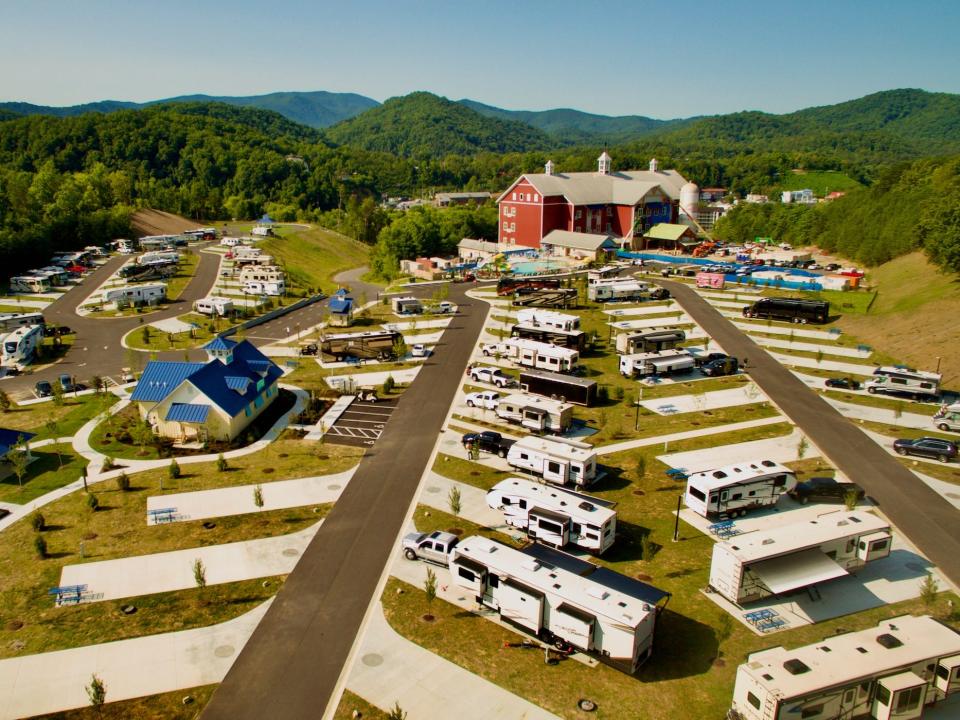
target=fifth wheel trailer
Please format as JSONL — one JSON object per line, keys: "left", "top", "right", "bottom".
{"left": 709, "top": 510, "right": 892, "bottom": 605}
{"left": 494, "top": 393, "right": 574, "bottom": 434}
{"left": 519, "top": 368, "right": 597, "bottom": 406}
{"left": 482, "top": 337, "right": 580, "bottom": 373}
{"left": 450, "top": 536, "right": 669, "bottom": 672}
{"left": 615, "top": 328, "right": 686, "bottom": 354}
{"left": 515, "top": 309, "right": 580, "bottom": 332}
{"left": 730, "top": 614, "right": 960, "bottom": 720}
{"left": 684, "top": 459, "right": 797, "bottom": 519}
{"left": 486, "top": 478, "right": 617, "bottom": 553}
{"left": 511, "top": 323, "right": 587, "bottom": 351}
{"left": 619, "top": 349, "right": 694, "bottom": 378}
{"left": 507, "top": 435, "right": 597, "bottom": 488}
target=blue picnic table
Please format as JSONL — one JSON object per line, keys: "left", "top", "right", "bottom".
{"left": 147, "top": 507, "right": 177, "bottom": 524}
{"left": 48, "top": 584, "right": 88, "bottom": 605}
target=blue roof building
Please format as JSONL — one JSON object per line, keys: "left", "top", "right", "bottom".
{"left": 131, "top": 339, "right": 283, "bottom": 443}
{"left": 327, "top": 288, "right": 354, "bottom": 327}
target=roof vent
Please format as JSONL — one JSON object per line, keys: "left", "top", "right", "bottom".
{"left": 876, "top": 633, "right": 903, "bottom": 649}
{"left": 783, "top": 659, "right": 811, "bottom": 675}
{"left": 579, "top": 502, "right": 594, "bottom": 511}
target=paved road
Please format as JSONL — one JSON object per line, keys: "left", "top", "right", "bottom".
{"left": 201, "top": 284, "right": 488, "bottom": 720}
{"left": 662, "top": 280, "right": 960, "bottom": 588}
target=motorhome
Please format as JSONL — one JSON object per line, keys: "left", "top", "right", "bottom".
{"left": 588, "top": 280, "right": 649, "bottom": 302}
{"left": 507, "top": 435, "right": 597, "bottom": 487}
{"left": 511, "top": 323, "right": 587, "bottom": 351}
{"left": 495, "top": 393, "right": 574, "bottom": 434}
{"left": 742, "top": 297, "right": 829, "bottom": 324}
{"left": 239, "top": 266, "right": 285, "bottom": 296}
{"left": 486, "top": 478, "right": 617, "bottom": 553}
{"left": 496, "top": 277, "right": 562, "bottom": 296}
{"left": 684, "top": 459, "right": 797, "bottom": 519}
{"left": 586, "top": 266, "right": 621, "bottom": 284}
{"left": 391, "top": 296, "right": 423, "bottom": 315}
{"left": 1, "top": 324, "right": 43, "bottom": 366}
{"left": 319, "top": 330, "right": 402, "bottom": 361}
{"left": 101, "top": 283, "right": 167, "bottom": 307}
{"left": 9, "top": 276, "right": 51, "bottom": 293}
{"left": 220, "top": 236, "right": 246, "bottom": 247}
{"left": 519, "top": 369, "right": 597, "bottom": 407}
{"left": 866, "top": 366, "right": 941, "bottom": 400}
{"left": 34, "top": 267, "right": 70, "bottom": 285}
{"left": 138, "top": 251, "right": 180, "bottom": 266}
{"left": 515, "top": 309, "right": 580, "bottom": 332}
{"left": 482, "top": 337, "right": 579, "bottom": 373}
{"left": 709, "top": 511, "right": 892, "bottom": 605}
{"left": 194, "top": 297, "right": 235, "bottom": 316}
{"left": 449, "top": 537, "right": 668, "bottom": 673}
{"left": 615, "top": 327, "right": 686, "bottom": 354}
{"left": 934, "top": 403, "right": 960, "bottom": 432}
{"left": 0, "top": 312, "right": 45, "bottom": 333}
{"left": 730, "top": 615, "right": 960, "bottom": 720}
{"left": 619, "top": 349, "right": 694, "bottom": 378}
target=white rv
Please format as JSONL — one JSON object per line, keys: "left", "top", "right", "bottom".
{"left": 194, "top": 297, "right": 235, "bottom": 316}
{"left": 615, "top": 328, "right": 686, "bottom": 354}
{"left": 449, "top": 536, "right": 667, "bottom": 673}
{"left": 239, "top": 266, "right": 285, "bottom": 296}
{"left": 709, "top": 511, "right": 892, "bottom": 604}
{"left": 866, "top": 366, "right": 941, "bottom": 399}
{"left": 220, "top": 236, "right": 245, "bottom": 247}
{"left": 391, "top": 296, "right": 423, "bottom": 315}
{"left": 684, "top": 459, "right": 797, "bottom": 519}
{"left": 482, "top": 337, "right": 579, "bottom": 373}
{"left": 102, "top": 283, "right": 167, "bottom": 307}
{"left": 34, "top": 267, "right": 70, "bottom": 285}
{"left": 0, "top": 312, "right": 45, "bottom": 333}
{"left": 619, "top": 349, "right": 694, "bottom": 377}
{"left": 730, "top": 615, "right": 960, "bottom": 720}
{"left": 515, "top": 308, "right": 580, "bottom": 331}
{"left": 495, "top": 393, "right": 574, "bottom": 434}
{"left": 486, "top": 478, "right": 617, "bottom": 553}
{"left": 588, "top": 280, "right": 649, "bottom": 302}
{"left": 507, "top": 435, "right": 597, "bottom": 487}
{"left": 9, "top": 276, "right": 51, "bottom": 293}
{"left": 138, "top": 251, "right": 179, "bottom": 266}
{"left": 2, "top": 324, "right": 43, "bottom": 366}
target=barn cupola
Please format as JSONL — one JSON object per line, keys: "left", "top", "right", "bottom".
{"left": 649, "top": 157, "right": 660, "bottom": 173}
{"left": 545, "top": 160, "right": 555, "bottom": 176}
{"left": 598, "top": 151, "right": 612, "bottom": 175}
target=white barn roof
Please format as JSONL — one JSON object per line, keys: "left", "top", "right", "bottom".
{"left": 500, "top": 169, "right": 688, "bottom": 206}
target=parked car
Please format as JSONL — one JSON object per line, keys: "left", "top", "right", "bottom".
{"left": 402, "top": 531, "right": 459, "bottom": 566}
{"left": 436, "top": 301, "right": 455, "bottom": 313}
{"left": 468, "top": 366, "right": 512, "bottom": 388}
{"left": 299, "top": 343, "right": 318, "bottom": 356}
{"left": 35, "top": 380, "right": 53, "bottom": 397}
{"left": 789, "top": 477, "right": 866, "bottom": 505}
{"left": 825, "top": 377, "right": 862, "bottom": 390}
{"left": 893, "top": 437, "right": 958, "bottom": 463}
{"left": 701, "top": 356, "right": 739, "bottom": 377}
{"left": 649, "top": 287, "right": 670, "bottom": 300}
{"left": 461, "top": 430, "right": 515, "bottom": 458}
{"left": 58, "top": 374, "right": 76, "bottom": 392}
{"left": 465, "top": 391, "right": 501, "bottom": 410}
{"left": 411, "top": 343, "right": 428, "bottom": 357}
{"left": 824, "top": 263, "right": 841, "bottom": 272}
{"left": 694, "top": 352, "right": 729, "bottom": 368}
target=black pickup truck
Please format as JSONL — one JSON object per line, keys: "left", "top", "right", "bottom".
{"left": 461, "top": 430, "right": 515, "bottom": 458}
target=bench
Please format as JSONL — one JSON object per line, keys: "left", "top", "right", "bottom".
{"left": 665, "top": 468, "right": 688, "bottom": 480}
{"left": 757, "top": 617, "right": 787, "bottom": 632}
{"left": 48, "top": 584, "right": 88, "bottom": 605}
{"left": 147, "top": 507, "right": 177, "bottom": 524}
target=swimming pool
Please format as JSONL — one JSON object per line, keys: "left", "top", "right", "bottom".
{"left": 510, "top": 260, "right": 565, "bottom": 275}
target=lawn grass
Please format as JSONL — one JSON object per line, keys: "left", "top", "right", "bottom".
{"left": 333, "top": 690, "right": 390, "bottom": 720}
{"left": 0, "top": 449, "right": 86, "bottom": 504}
{"left": 856, "top": 418, "right": 956, "bottom": 443}
{"left": 0, "top": 393, "right": 115, "bottom": 440}
{"left": 821, "top": 389, "right": 942, "bottom": 414}
{"left": 260, "top": 226, "right": 370, "bottom": 295}
{"left": 164, "top": 251, "right": 201, "bottom": 301}
{"left": 124, "top": 313, "right": 223, "bottom": 351}
{"left": 30, "top": 684, "right": 217, "bottom": 719}
{"left": 897, "top": 457, "right": 960, "bottom": 485}
{"left": 413, "top": 504, "right": 521, "bottom": 548}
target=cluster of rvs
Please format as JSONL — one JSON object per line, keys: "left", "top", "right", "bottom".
{"left": 220, "top": 238, "right": 286, "bottom": 296}
{"left": 9, "top": 248, "right": 103, "bottom": 293}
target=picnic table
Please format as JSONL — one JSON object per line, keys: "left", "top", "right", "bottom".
{"left": 744, "top": 608, "right": 786, "bottom": 632}
{"left": 147, "top": 507, "right": 177, "bottom": 524}
{"left": 48, "top": 584, "right": 88, "bottom": 605}
{"left": 708, "top": 520, "right": 740, "bottom": 539}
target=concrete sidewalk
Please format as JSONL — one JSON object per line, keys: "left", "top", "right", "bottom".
{"left": 595, "top": 415, "right": 788, "bottom": 457}
{"left": 657, "top": 427, "right": 815, "bottom": 472}
{"left": 767, "top": 350, "right": 875, "bottom": 376}
{"left": 417, "top": 472, "right": 508, "bottom": 531}
{"left": 751, "top": 335, "right": 871, "bottom": 359}
{"left": 0, "top": 600, "right": 271, "bottom": 720}
{"left": 59, "top": 523, "right": 321, "bottom": 602}
{"left": 639, "top": 385, "right": 768, "bottom": 415}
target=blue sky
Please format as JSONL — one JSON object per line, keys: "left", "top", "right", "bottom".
{"left": 2, "top": 0, "right": 958, "bottom": 117}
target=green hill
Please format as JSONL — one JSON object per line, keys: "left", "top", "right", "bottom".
{"left": 325, "top": 92, "right": 556, "bottom": 156}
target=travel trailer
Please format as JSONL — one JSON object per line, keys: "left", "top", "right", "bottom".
{"left": 102, "top": 283, "right": 167, "bottom": 307}
{"left": 519, "top": 369, "right": 597, "bottom": 407}
{"left": 619, "top": 349, "right": 695, "bottom": 378}
{"left": 1, "top": 324, "right": 44, "bottom": 366}
{"left": 511, "top": 323, "right": 587, "bottom": 351}
{"left": 494, "top": 393, "right": 574, "bottom": 434}
{"left": 138, "top": 251, "right": 180, "bottom": 266}
{"left": 588, "top": 280, "right": 649, "bottom": 302}
{"left": 9, "top": 276, "right": 51, "bottom": 293}
{"left": 194, "top": 297, "right": 235, "bottom": 316}
{"left": 449, "top": 537, "right": 668, "bottom": 673}
{"left": 507, "top": 435, "right": 597, "bottom": 487}
{"left": 391, "top": 296, "right": 423, "bottom": 315}
{"left": 615, "top": 328, "right": 686, "bottom": 354}
{"left": 220, "top": 236, "right": 246, "bottom": 247}
{"left": 482, "top": 337, "right": 579, "bottom": 373}
{"left": 684, "top": 459, "right": 797, "bottom": 519}
{"left": 709, "top": 511, "right": 892, "bottom": 604}
{"left": 242, "top": 280, "right": 284, "bottom": 297}
{"left": 515, "top": 309, "right": 580, "bottom": 332}
{"left": 730, "top": 615, "right": 960, "bottom": 720}
{"left": 319, "top": 330, "right": 402, "bottom": 361}
{"left": 866, "top": 366, "right": 941, "bottom": 400}
{"left": 486, "top": 478, "right": 617, "bottom": 553}
{"left": 0, "top": 312, "right": 45, "bottom": 333}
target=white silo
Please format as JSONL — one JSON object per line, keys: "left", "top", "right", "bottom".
{"left": 679, "top": 181, "right": 700, "bottom": 219}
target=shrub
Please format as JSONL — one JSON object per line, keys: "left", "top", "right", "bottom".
{"left": 34, "top": 534, "right": 47, "bottom": 558}
{"left": 382, "top": 375, "right": 396, "bottom": 394}
{"left": 87, "top": 493, "right": 100, "bottom": 512}
{"left": 30, "top": 511, "right": 45, "bottom": 532}
{"left": 115, "top": 472, "right": 130, "bottom": 492}
{"left": 101, "top": 456, "right": 115, "bottom": 473}
{"left": 613, "top": 386, "right": 625, "bottom": 401}
{"left": 597, "top": 385, "right": 609, "bottom": 402}
{"left": 169, "top": 459, "right": 181, "bottom": 479}
{"left": 216, "top": 453, "right": 228, "bottom": 472}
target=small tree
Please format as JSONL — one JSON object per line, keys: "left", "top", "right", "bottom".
{"left": 87, "top": 673, "right": 106, "bottom": 716}
{"left": 101, "top": 455, "right": 115, "bottom": 473}
{"left": 424, "top": 566, "right": 438, "bottom": 606}
{"left": 89, "top": 375, "right": 103, "bottom": 394}
{"left": 87, "top": 493, "right": 100, "bottom": 512}
{"left": 382, "top": 374, "right": 396, "bottom": 394}
{"left": 448, "top": 486, "right": 462, "bottom": 517}
{"left": 919, "top": 573, "right": 939, "bottom": 607}
{"left": 816, "top": 349, "right": 824, "bottom": 365}
{"left": 216, "top": 453, "right": 228, "bottom": 472}
{"left": 0, "top": 389, "right": 10, "bottom": 413}
{"left": 192, "top": 558, "right": 207, "bottom": 590}
{"left": 30, "top": 510, "right": 45, "bottom": 532}
{"left": 893, "top": 401, "right": 904, "bottom": 426}
{"left": 51, "top": 381, "right": 65, "bottom": 407}
{"left": 634, "top": 454, "right": 647, "bottom": 479}
{"left": 141, "top": 325, "right": 151, "bottom": 345}
{"left": 844, "top": 487, "right": 859, "bottom": 511}
{"left": 796, "top": 435, "right": 809, "bottom": 460}
{"left": 115, "top": 472, "right": 130, "bottom": 492}
{"left": 45, "top": 419, "right": 63, "bottom": 467}
{"left": 253, "top": 484, "right": 264, "bottom": 510}
{"left": 387, "top": 702, "right": 408, "bottom": 720}
{"left": 168, "top": 458, "right": 181, "bottom": 480}
{"left": 8, "top": 435, "right": 30, "bottom": 488}
{"left": 34, "top": 534, "right": 48, "bottom": 558}
{"left": 392, "top": 336, "right": 408, "bottom": 360}
{"left": 132, "top": 420, "right": 154, "bottom": 456}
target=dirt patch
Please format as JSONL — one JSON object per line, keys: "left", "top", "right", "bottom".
{"left": 131, "top": 209, "right": 202, "bottom": 238}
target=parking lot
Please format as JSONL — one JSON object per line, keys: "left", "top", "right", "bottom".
{"left": 323, "top": 398, "right": 398, "bottom": 447}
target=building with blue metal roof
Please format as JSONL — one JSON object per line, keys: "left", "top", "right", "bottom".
{"left": 328, "top": 289, "right": 354, "bottom": 327}
{"left": 131, "top": 339, "right": 283, "bottom": 443}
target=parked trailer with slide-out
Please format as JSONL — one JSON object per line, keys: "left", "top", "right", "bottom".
{"left": 684, "top": 459, "right": 797, "bottom": 519}
{"left": 507, "top": 435, "right": 597, "bottom": 487}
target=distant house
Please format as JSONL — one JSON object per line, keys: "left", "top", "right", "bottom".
{"left": 638, "top": 223, "right": 699, "bottom": 252}
{"left": 435, "top": 192, "right": 491, "bottom": 207}
{"left": 824, "top": 191, "right": 847, "bottom": 201}
{"left": 130, "top": 337, "right": 283, "bottom": 443}
{"left": 541, "top": 230, "right": 619, "bottom": 262}
{"left": 328, "top": 289, "right": 354, "bottom": 327}
{"left": 781, "top": 189, "right": 815, "bottom": 204}
{"left": 744, "top": 194, "right": 769, "bottom": 204}
{"left": 399, "top": 256, "right": 456, "bottom": 280}
{"left": 457, "top": 238, "right": 499, "bottom": 262}
{"left": 699, "top": 187, "right": 727, "bottom": 202}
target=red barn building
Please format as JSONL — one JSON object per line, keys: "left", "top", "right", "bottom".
{"left": 496, "top": 154, "right": 693, "bottom": 250}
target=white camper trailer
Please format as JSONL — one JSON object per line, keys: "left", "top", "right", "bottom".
{"left": 194, "top": 297, "right": 235, "bottom": 316}
{"left": 709, "top": 511, "right": 892, "bottom": 605}
{"left": 0, "top": 312, "right": 45, "bottom": 333}
{"left": 138, "top": 251, "right": 179, "bottom": 266}
{"left": 1, "top": 324, "right": 43, "bottom": 366}
{"left": 615, "top": 328, "right": 686, "bottom": 354}
{"left": 619, "top": 349, "right": 694, "bottom": 377}
{"left": 220, "top": 236, "right": 244, "bottom": 247}
{"left": 515, "top": 309, "right": 580, "bottom": 332}
{"left": 391, "top": 296, "right": 423, "bottom": 315}
{"left": 507, "top": 435, "right": 597, "bottom": 487}
{"left": 101, "top": 283, "right": 167, "bottom": 307}
{"left": 588, "top": 280, "right": 649, "bottom": 302}
{"left": 730, "top": 615, "right": 960, "bottom": 720}
{"left": 486, "top": 478, "right": 617, "bottom": 553}
{"left": 684, "top": 459, "right": 797, "bottom": 519}
{"left": 449, "top": 536, "right": 667, "bottom": 673}
{"left": 495, "top": 393, "right": 574, "bottom": 434}
{"left": 866, "top": 366, "right": 941, "bottom": 399}
{"left": 9, "top": 276, "right": 51, "bottom": 293}
{"left": 482, "top": 337, "right": 579, "bottom": 373}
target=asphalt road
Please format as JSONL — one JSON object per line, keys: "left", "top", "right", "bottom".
{"left": 200, "top": 283, "right": 487, "bottom": 720}
{"left": 662, "top": 280, "right": 960, "bottom": 588}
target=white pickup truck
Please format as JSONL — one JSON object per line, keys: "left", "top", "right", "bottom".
{"left": 468, "top": 365, "right": 512, "bottom": 387}
{"left": 402, "top": 531, "right": 460, "bottom": 566}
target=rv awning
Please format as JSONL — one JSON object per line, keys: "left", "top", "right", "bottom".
{"left": 455, "top": 556, "right": 488, "bottom": 576}
{"left": 530, "top": 506, "right": 571, "bottom": 524}
{"left": 556, "top": 602, "right": 595, "bottom": 625}
{"left": 750, "top": 548, "right": 848, "bottom": 595}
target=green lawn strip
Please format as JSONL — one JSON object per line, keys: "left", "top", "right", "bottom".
{"left": 33, "top": 335, "right": 75, "bottom": 366}
{"left": 765, "top": 344, "right": 874, "bottom": 365}
{"left": 0, "top": 394, "right": 115, "bottom": 441}
{"left": 896, "top": 457, "right": 960, "bottom": 486}
{"left": 856, "top": 418, "right": 955, "bottom": 442}
{"left": 412, "top": 505, "right": 522, "bottom": 548}
{"left": 260, "top": 226, "right": 370, "bottom": 295}
{"left": 789, "top": 365, "right": 873, "bottom": 382}
{"left": 783, "top": 457, "right": 837, "bottom": 481}
{"left": 629, "top": 374, "right": 750, "bottom": 400}
{"left": 745, "top": 328, "right": 865, "bottom": 350}
{"left": 333, "top": 690, "right": 390, "bottom": 720}
{"left": 821, "top": 389, "right": 942, "bottom": 414}
{"left": 29, "top": 684, "right": 218, "bottom": 719}
{"left": 0, "top": 449, "right": 86, "bottom": 504}
{"left": 164, "top": 252, "right": 201, "bottom": 301}
{"left": 433, "top": 453, "right": 513, "bottom": 492}
{"left": 124, "top": 312, "right": 224, "bottom": 352}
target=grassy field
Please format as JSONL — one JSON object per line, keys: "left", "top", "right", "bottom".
{"left": 333, "top": 690, "right": 390, "bottom": 720}
{"left": 124, "top": 313, "right": 222, "bottom": 351}
{"left": 31, "top": 684, "right": 217, "bottom": 719}
{"left": 164, "top": 251, "right": 201, "bottom": 301}
{"left": 259, "top": 225, "right": 371, "bottom": 295}
{"left": 0, "top": 448, "right": 86, "bottom": 504}
{"left": 775, "top": 170, "right": 863, "bottom": 196}
{"left": 0, "top": 393, "right": 115, "bottom": 441}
